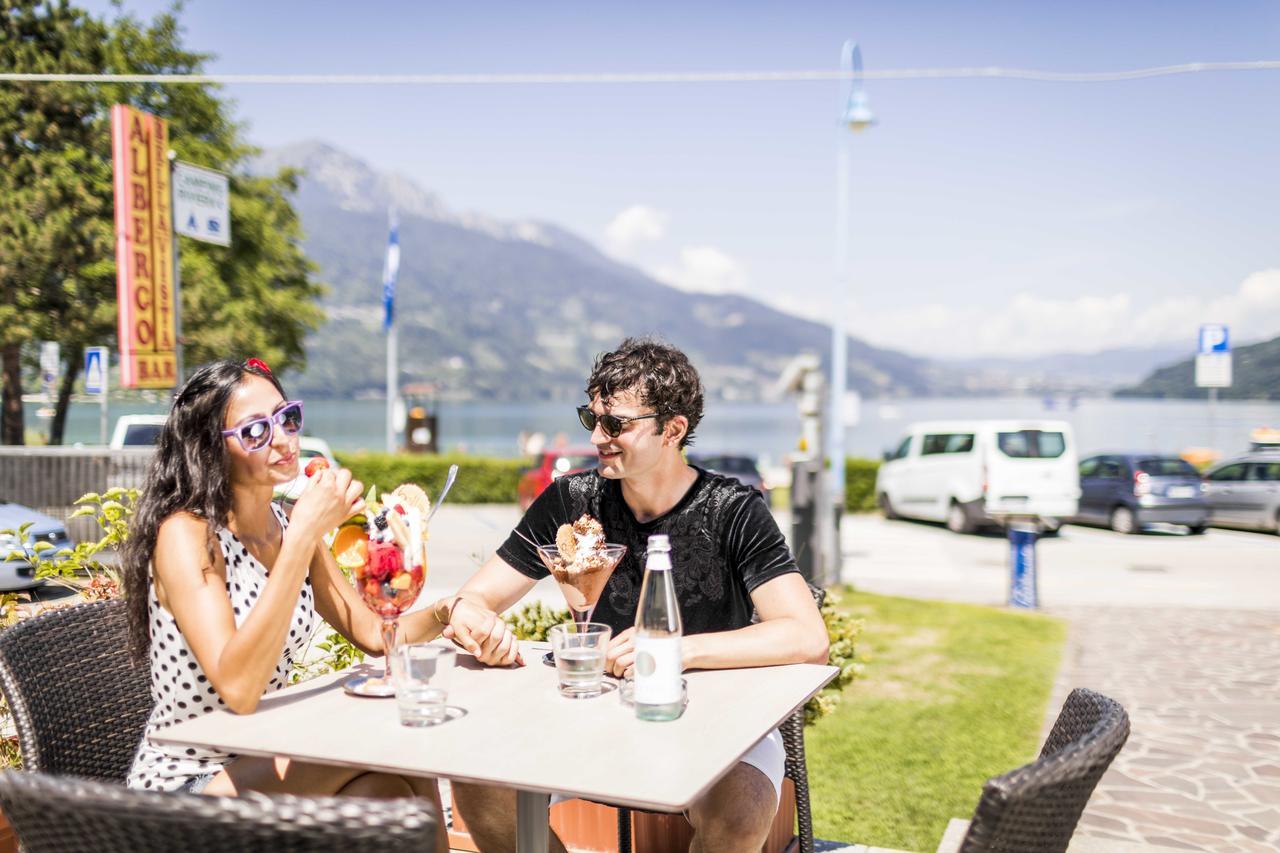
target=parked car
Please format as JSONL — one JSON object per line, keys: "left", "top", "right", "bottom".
{"left": 275, "top": 437, "right": 339, "bottom": 502}
{"left": 109, "top": 414, "right": 167, "bottom": 448}
{"left": 875, "top": 420, "right": 1080, "bottom": 534}
{"left": 0, "top": 502, "right": 73, "bottom": 591}
{"left": 1203, "top": 454, "right": 1280, "bottom": 534}
{"left": 1073, "top": 454, "right": 1208, "bottom": 534}
{"left": 517, "top": 447, "right": 598, "bottom": 510}
{"left": 688, "top": 453, "right": 769, "bottom": 501}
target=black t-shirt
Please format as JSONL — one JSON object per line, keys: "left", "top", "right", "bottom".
{"left": 497, "top": 467, "right": 799, "bottom": 637}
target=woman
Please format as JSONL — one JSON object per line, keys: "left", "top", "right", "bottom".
{"left": 121, "top": 358, "right": 504, "bottom": 843}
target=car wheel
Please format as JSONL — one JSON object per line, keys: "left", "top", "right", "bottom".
{"left": 878, "top": 493, "right": 899, "bottom": 520}
{"left": 1110, "top": 506, "right": 1137, "bottom": 535}
{"left": 946, "top": 501, "right": 973, "bottom": 534}
{"left": 1187, "top": 524, "right": 1207, "bottom": 535}
{"left": 1039, "top": 518, "right": 1062, "bottom": 537}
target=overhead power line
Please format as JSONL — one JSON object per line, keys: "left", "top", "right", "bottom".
{"left": 1, "top": 60, "right": 1278, "bottom": 86}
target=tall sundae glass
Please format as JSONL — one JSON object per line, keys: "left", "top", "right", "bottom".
{"left": 534, "top": 516, "right": 626, "bottom": 628}
{"left": 340, "top": 484, "right": 430, "bottom": 697}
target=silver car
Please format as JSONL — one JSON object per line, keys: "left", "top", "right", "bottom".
{"left": 1203, "top": 453, "right": 1280, "bottom": 534}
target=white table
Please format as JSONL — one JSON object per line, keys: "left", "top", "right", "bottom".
{"left": 154, "top": 642, "right": 837, "bottom": 852}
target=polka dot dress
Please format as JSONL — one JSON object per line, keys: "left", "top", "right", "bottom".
{"left": 127, "top": 503, "right": 315, "bottom": 792}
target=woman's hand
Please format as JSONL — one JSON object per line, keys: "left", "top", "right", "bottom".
{"left": 291, "top": 466, "right": 364, "bottom": 538}
{"left": 439, "top": 598, "right": 523, "bottom": 667}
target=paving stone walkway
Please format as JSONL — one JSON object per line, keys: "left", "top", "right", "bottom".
{"left": 1047, "top": 606, "right": 1280, "bottom": 852}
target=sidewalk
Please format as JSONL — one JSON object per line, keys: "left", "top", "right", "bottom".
{"left": 1047, "top": 606, "right": 1280, "bottom": 852}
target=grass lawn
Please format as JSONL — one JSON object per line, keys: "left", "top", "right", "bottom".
{"left": 806, "top": 589, "right": 1067, "bottom": 852}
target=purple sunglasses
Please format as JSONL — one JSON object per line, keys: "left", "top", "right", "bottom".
{"left": 221, "top": 400, "right": 304, "bottom": 452}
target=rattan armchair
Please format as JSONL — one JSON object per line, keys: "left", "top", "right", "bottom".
{"left": 0, "top": 769, "right": 439, "bottom": 853}
{"left": 953, "top": 687, "right": 1130, "bottom": 853}
{"left": 0, "top": 598, "right": 151, "bottom": 782}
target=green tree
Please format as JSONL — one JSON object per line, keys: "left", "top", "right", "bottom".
{"left": 0, "top": 1, "right": 324, "bottom": 445}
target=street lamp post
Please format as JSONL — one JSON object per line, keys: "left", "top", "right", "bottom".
{"left": 828, "top": 41, "right": 876, "bottom": 584}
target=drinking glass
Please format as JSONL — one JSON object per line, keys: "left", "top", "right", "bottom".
{"left": 391, "top": 644, "right": 456, "bottom": 726}
{"left": 344, "top": 537, "right": 427, "bottom": 697}
{"left": 548, "top": 622, "right": 612, "bottom": 699}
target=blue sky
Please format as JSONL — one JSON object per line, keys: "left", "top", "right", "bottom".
{"left": 86, "top": 1, "right": 1280, "bottom": 358}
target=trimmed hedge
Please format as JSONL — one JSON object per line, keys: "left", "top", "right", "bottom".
{"left": 335, "top": 452, "right": 525, "bottom": 504}
{"left": 844, "top": 457, "right": 881, "bottom": 513}
{"left": 332, "top": 451, "right": 883, "bottom": 511}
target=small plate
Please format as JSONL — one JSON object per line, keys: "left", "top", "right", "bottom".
{"left": 343, "top": 673, "right": 397, "bottom": 698}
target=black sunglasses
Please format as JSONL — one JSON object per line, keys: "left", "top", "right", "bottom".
{"left": 222, "top": 400, "right": 304, "bottom": 452}
{"left": 576, "top": 406, "right": 659, "bottom": 438}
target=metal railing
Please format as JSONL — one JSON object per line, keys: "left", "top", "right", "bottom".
{"left": 0, "top": 448, "right": 154, "bottom": 525}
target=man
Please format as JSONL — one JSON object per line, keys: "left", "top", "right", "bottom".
{"left": 439, "top": 337, "right": 828, "bottom": 853}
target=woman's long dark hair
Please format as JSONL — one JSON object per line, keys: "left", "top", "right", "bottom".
{"left": 122, "top": 359, "right": 286, "bottom": 661}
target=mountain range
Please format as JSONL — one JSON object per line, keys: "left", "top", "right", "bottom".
{"left": 252, "top": 141, "right": 947, "bottom": 402}
{"left": 250, "top": 141, "right": 1199, "bottom": 401}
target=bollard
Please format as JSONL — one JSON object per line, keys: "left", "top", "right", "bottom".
{"left": 1007, "top": 519, "right": 1039, "bottom": 609}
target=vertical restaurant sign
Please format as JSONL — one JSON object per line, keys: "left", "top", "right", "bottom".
{"left": 111, "top": 105, "right": 176, "bottom": 389}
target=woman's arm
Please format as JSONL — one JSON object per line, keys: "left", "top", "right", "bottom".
{"left": 155, "top": 469, "right": 363, "bottom": 714}
{"left": 154, "top": 510, "right": 322, "bottom": 714}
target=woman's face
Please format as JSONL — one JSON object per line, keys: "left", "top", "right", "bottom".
{"left": 222, "top": 375, "right": 300, "bottom": 487}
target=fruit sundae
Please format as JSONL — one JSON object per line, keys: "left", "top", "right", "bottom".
{"left": 331, "top": 483, "right": 430, "bottom": 617}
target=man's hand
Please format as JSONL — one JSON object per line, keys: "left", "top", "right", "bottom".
{"left": 605, "top": 626, "right": 637, "bottom": 678}
{"left": 440, "top": 598, "right": 524, "bottom": 667}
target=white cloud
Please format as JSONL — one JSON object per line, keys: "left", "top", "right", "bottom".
{"left": 602, "top": 205, "right": 668, "bottom": 257}
{"left": 655, "top": 246, "right": 749, "bottom": 295}
{"left": 849, "top": 269, "right": 1280, "bottom": 358}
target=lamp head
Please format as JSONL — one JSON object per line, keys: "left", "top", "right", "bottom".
{"left": 842, "top": 89, "right": 877, "bottom": 132}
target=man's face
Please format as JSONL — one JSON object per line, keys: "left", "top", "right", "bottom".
{"left": 586, "top": 389, "right": 667, "bottom": 480}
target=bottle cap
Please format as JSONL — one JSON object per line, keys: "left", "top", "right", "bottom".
{"left": 647, "top": 534, "right": 670, "bottom": 552}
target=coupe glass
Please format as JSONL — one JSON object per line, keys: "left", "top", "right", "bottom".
{"left": 535, "top": 542, "right": 626, "bottom": 628}
{"left": 344, "top": 537, "right": 427, "bottom": 697}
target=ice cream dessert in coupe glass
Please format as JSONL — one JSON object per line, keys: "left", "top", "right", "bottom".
{"left": 535, "top": 515, "right": 626, "bottom": 664}
{"left": 331, "top": 482, "right": 431, "bottom": 697}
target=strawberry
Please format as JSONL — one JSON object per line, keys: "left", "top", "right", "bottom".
{"left": 304, "top": 457, "right": 330, "bottom": 478}
{"left": 365, "top": 539, "right": 404, "bottom": 584}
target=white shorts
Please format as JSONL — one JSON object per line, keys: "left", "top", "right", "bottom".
{"left": 550, "top": 727, "right": 785, "bottom": 813}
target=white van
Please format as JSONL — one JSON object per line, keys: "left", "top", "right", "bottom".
{"left": 875, "top": 420, "right": 1081, "bottom": 533}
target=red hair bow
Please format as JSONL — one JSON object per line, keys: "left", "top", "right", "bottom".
{"left": 245, "top": 358, "right": 272, "bottom": 375}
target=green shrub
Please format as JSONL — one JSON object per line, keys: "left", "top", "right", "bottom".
{"left": 504, "top": 600, "right": 572, "bottom": 641}
{"left": 336, "top": 452, "right": 525, "bottom": 505}
{"left": 805, "top": 588, "right": 865, "bottom": 724}
{"left": 844, "top": 457, "right": 880, "bottom": 513}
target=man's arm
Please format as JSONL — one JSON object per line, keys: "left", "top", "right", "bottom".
{"left": 684, "top": 573, "right": 829, "bottom": 668}
{"left": 605, "top": 573, "right": 828, "bottom": 676}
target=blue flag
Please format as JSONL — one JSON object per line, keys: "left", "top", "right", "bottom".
{"left": 382, "top": 209, "right": 400, "bottom": 331}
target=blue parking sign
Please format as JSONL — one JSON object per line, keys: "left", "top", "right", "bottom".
{"left": 1198, "top": 324, "right": 1230, "bottom": 354}
{"left": 84, "top": 346, "right": 107, "bottom": 395}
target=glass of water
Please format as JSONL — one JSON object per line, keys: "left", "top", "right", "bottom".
{"left": 548, "top": 622, "right": 612, "bottom": 699}
{"left": 391, "top": 643, "right": 456, "bottom": 726}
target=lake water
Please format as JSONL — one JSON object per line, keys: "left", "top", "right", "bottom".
{"left": 25, "top": 396, "right": 1279, "bottom": 468}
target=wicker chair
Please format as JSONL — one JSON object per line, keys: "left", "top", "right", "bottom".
{"left": 953, "top": 687, "right": 1130, "bottom": 853}
{"left": 0, "top": 598, "right": 151, "bottom": 782}
{"left": 0, "top": 770, "right": 439, "bottom": 853}
{"left": 616, "top": 584, "right": 826, "bottom": 853}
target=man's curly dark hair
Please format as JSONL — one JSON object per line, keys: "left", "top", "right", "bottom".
{"left": 585, "top": 337, "right": 704, "bottom": 449}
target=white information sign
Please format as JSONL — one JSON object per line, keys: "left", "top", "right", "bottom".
{"left": 173, "top": 161, "right": 231, "bottom": 246}
{"left": 1195, "top": 352, "right": 1233, "bottom": 388}
{"left": 84, "top": 346, "right": 108, "bottom": 395}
